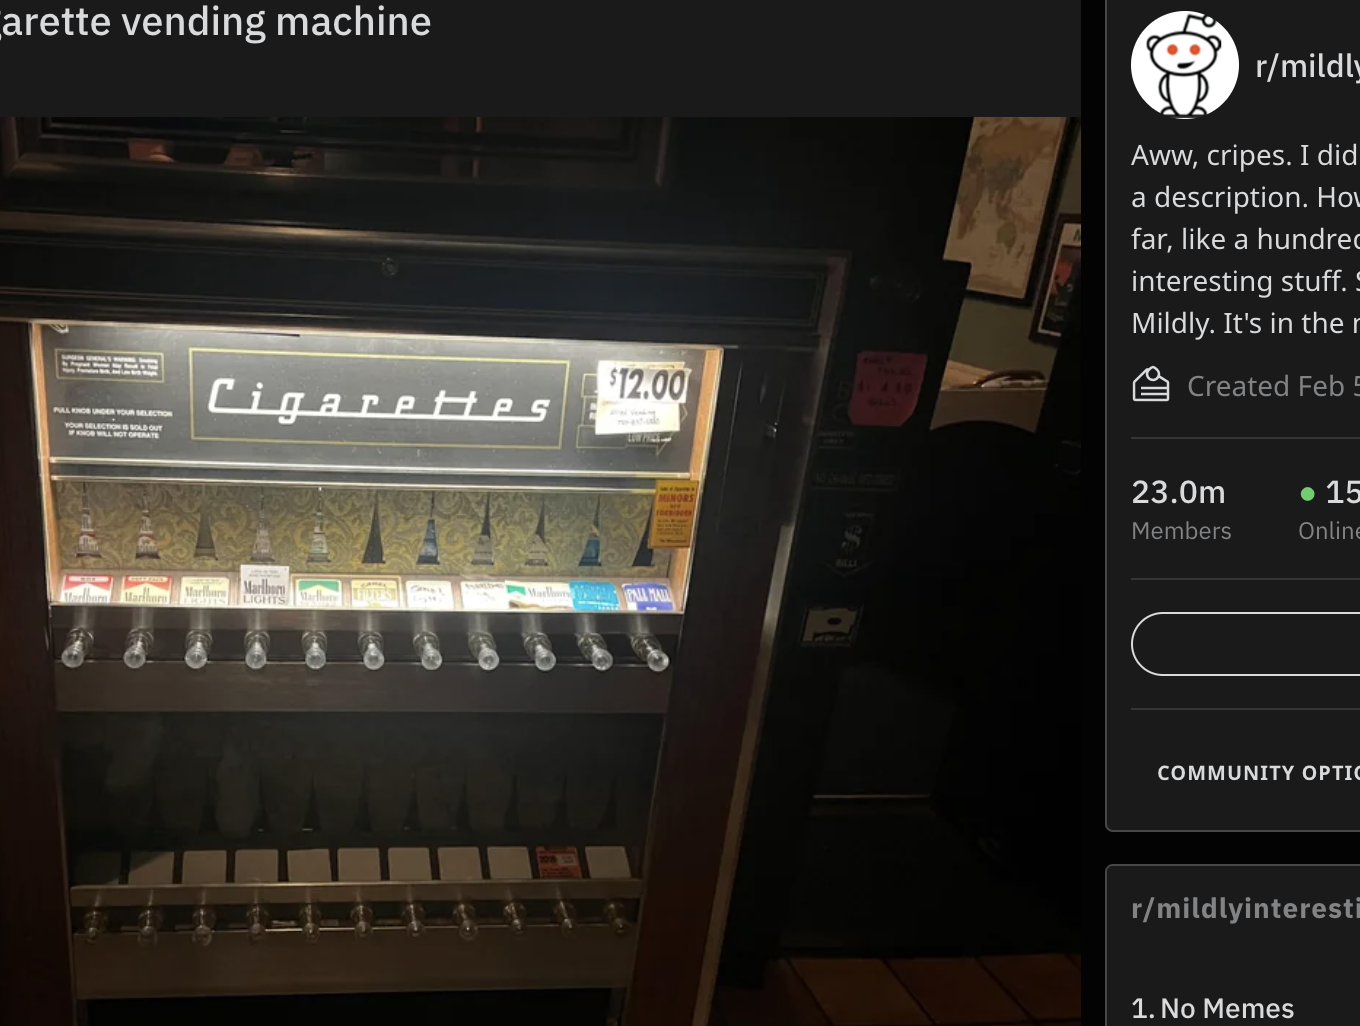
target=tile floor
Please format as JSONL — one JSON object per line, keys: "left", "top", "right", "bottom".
{"left": 715, "top": 953, "right": 1080, "bottom": 1026}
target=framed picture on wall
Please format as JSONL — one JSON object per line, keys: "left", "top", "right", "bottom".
{"left": 1030, "top": 215, "right": 1081, "bottom": 344}
{"left": 943, "top": 117, "right": 1072, "bottom": 302}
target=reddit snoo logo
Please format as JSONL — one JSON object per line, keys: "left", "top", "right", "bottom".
{"left": 1132, "top": 12, "right": 1239, "bottom": 117}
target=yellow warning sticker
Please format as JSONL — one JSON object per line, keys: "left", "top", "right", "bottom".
{"left": 650, "top": 480, "right": 699, "bottom": 549}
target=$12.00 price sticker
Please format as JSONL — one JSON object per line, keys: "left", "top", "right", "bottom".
{"left": 594, "top": 360, "right": 691, "bottom": 436}
{"left": 598, "top": 361, "right": 690, "bottom": 404}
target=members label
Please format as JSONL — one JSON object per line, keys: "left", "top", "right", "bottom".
{"left": 61, "top": 573, "right": 113, "bottom": 604}
{"left": 569, "top": 581, "right": 620, "bottom": 611}
{"left": 461, "top": 580, "right": 510, "bottom": 611}
{"left": 239, "top": 564, "right": 290, "bottom": 606}
{"left": 535, "top": 846, "right": 583, "bottom": 880}
{"left": 404, "top": 578, "right": 455, "bottom": 610}
{"left": 350, "top": 577, "right": 401, "bottom": 609}
{"left": 120, "top": 574, "right": 173, "bottom": 605}
{"left": 179, "top": 575, "right": 230, "bottom": 606}
{"left": 622, "top": 582, "right": 674, "bottom": 611}
{"left": 294, "top": 577, "right": 343, "bottom": 608}
{"left": 506, "top": 581, "right": 573, "bottom": 610}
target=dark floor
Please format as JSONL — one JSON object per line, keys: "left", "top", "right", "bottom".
{"left": 715, "top": 954, "right": 1081, "bottom": 1026}
{"left": 86, "top": 954, "right": 1080, "bottom": 1025}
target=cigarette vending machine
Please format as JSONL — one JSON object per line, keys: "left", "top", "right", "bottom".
{"left": 0, "top": 116, "right": 972, "bottom": 1026}
{"left": 0, "top": 252, "right": 838, "bottom": 1023}
{"left": 39, "top": 320, "right": 726, "bottom": 997}
{"left": 28, "top": 311, "right": 825, "bottom": 1015}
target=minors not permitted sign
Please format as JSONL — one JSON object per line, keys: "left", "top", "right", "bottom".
{"left": 650, "top": 479, "right": 699, "bottom": 548}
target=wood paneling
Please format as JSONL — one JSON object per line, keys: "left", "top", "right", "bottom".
{"left": 0, "top": 319, "right": 74, "bottom": 1023}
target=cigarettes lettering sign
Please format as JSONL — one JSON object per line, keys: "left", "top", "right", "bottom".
{"left": 192, "top": 348, "right": 568, "bottom": 449}
{"left": 40, "top": 325, "right": 704, "bottom": 477}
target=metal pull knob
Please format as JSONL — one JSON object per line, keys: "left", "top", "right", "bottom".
{"left": 136, "top": 907, "right": 162, "bottom": 948}
{"left": 351, "top": 903, "right": 374, "bottom": 939}
{"left": 299, "top": 903, "right": 322, "bottom": 944}
{"left": 62, "top": 628, "right": 93, "bottom": 669}
{"left": 604, "top": 900, "right": 630, "bottom": 936}
{"left": 413, "top": 632, "right": 443, "bottom": 671}
{"left": 553, "top": 899, "right": 577, "bottom": 937}
{"left": 191, "top": 906, "right": 216, "bottom": 947}
{"left": 123, "top": 628, "right": 153, "bottom": 670}
{"left": 468, "top": 631, "right": 500, "bottom": 671}
{"left": 246, "top": 904, "right": 270, "bottom": 943}
{"left": 184, "top": 630, "right": 212, "bottom": 670}
{"left": 358, "top": 631, "right": 385, "bottom": 671}
{"left": 523, "top": 631, "right": 556, "bottom": 672}
{"left": 454, "top": 901, "right": 479, "bottom": 941}
{"left": 402, "top": 901, "right": 426, "bottom": 938}
{"left": 82, "top": 908, "right": 107, "bottom": 945}
{"left": 244, "top": 630, "right": 270, "bottom": 671}
{"left": 576, "top": 632, "right": 613, "bottom": 672}
{"left": 503, "top": 900, "right": 528, "bottom": 936}
{"left": 630, "top": 633, "right": 670, "bottom": 673}
{"left": 302, "top": 630, "right": 327, "bottom": 671}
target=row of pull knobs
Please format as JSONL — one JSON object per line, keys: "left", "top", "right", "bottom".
{"left": 83, "top": 898, "right": 627, "bottom": 946}
{"left": 62, "top": 628, "right": 670, "bottom": 674}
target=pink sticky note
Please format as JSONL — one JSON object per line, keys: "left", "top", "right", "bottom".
{"left": 848, "top": 351, "right": 927, "bottom": 427}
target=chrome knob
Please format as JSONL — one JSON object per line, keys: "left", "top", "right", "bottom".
{"left": 299, "top": 903, "right": 321, "bottom": 944}
{"left": 413, "top": 632, "right": 443, "bottom": 671}
{"left": 553, "top": 899, "right": 577, "bottom": 937}
{"left": 136, "top": 907, "right": 162, "bottom": 948}
{"left": 191, "top": 906, "right": 216, "bottom": 947}
{"left": 503, "top": 900, "right": 528, "bottom": 936}
{"left": 351, "top": 903, "right": 374, "bottom": 939}
{"left": 402, "top": 901, "right": 426, "bottom": 938}
{"left": 61, "top": 628, "right": 93, "bottom": 669}
{"left": 184, "top": 630, "right": 212, "bottom": 670}
{"left": 245, "top": 904, "right": 270, "bottom": 943}
{"left": 630, "top": 633, "right": 669, "bottom": 673}
{"left": 576, "top": 632, "right": 613, "bottom": 671}
{"left": 302, "top": 631, "right": 327, "bottom": 671}
{"left": 82, "top": 908, "right": 107, "bottom": 945}
{"left": 468, "top": 631, "right": 500, "bottom": 671}
{"left": 244, "top": 630, "right": 270, "bottom": 670}
{"left": 523, "top": 631, "right": 556, "bottom": 671}
{"left": 123, "top": 628, "right": 153, "bottom": 670}
{"left": 454, "top": 901, "right": 479, "bottom": 941}
{"left": 358, "top": 632, "right": 385, "bottom": 671}
{"left": 604, "top": 900, "right": 630, "bottom": 936}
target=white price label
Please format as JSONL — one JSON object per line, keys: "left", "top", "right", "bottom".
{"left": 594, "top": 400, "right": 680, "bottom": 436}
{"left": 597, "top": 361, "right": 690, "bottom": 405}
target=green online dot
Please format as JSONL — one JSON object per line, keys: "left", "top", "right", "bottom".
{"left": 1302, "top": 487, "right": 1316, "bottom": 501}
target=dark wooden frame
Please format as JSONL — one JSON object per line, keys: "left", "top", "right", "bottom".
{"left": 0, "top": 320, "right": 77, "bottom": 1024}
{"left": 1029, "top": 213, "right": 1081, "bottom": 345}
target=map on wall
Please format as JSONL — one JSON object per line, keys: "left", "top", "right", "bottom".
{"left": 944, "top": 117, "right": 1069, "bottom": 301}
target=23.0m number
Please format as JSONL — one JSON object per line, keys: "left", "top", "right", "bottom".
{"left": 1133, "top": 480, "right": 1226, "bottom": 504}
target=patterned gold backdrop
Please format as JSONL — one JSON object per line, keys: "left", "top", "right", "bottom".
{"left": 56, "top": 483, "right": 668, "bottom": 577}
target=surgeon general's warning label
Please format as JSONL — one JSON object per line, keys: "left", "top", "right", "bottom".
{"left": 56, "top": 350, "right": 164, "bottom": 383}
